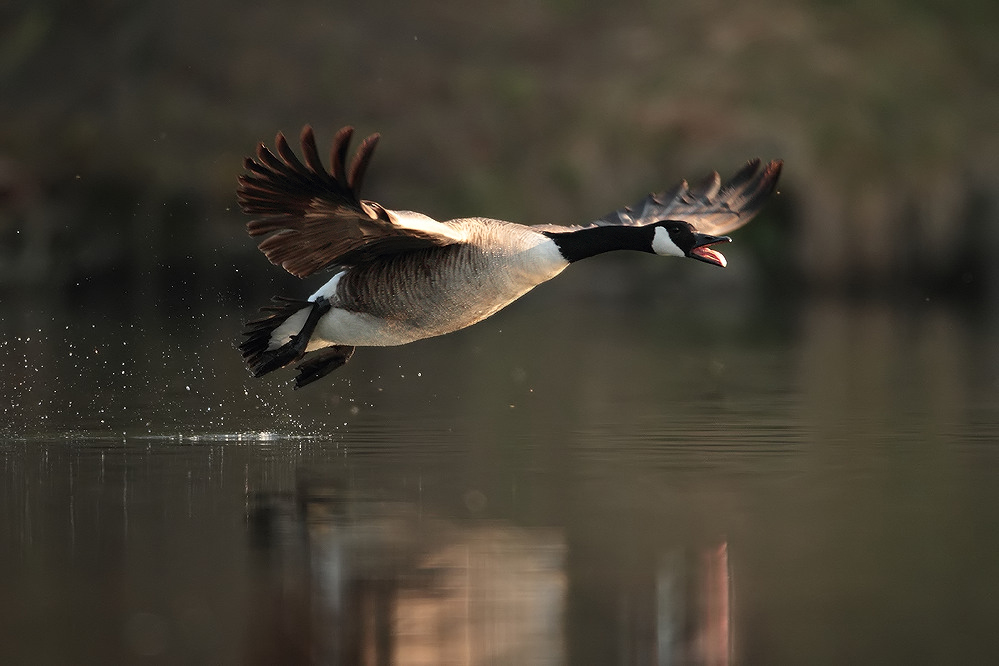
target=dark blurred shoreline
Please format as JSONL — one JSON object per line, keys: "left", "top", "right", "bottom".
{"left": 1, "top": 0, "right": 997, "bottom": 301}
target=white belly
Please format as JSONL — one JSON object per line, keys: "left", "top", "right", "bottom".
{"left": 309, "top": 308, "right": 428, "bottom": 348}
{"left": 267, "top": 303, "right": 424, "bottom": 350}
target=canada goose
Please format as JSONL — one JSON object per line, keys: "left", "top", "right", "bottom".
{"left": 237, "top": 126, "right": 782, "bottom": 388}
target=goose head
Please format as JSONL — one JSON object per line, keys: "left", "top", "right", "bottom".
{"left": 651, "top": 221, "right": 731, "bottom": 268}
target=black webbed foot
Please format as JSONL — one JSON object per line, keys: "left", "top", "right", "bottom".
{"left": 294, "top": 345, "right": 355, "bottom": 389}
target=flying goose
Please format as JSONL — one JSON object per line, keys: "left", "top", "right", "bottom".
{"left": 237, "top": 125, "right": 782, "bottom": 388}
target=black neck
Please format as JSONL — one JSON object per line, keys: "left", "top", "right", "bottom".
{"left": 543, "top": 225, "right": 655, "bottom": 263}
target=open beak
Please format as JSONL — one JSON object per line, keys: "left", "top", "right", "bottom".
{"left": 688, "top": 233, "right": 731, "bottom": 268}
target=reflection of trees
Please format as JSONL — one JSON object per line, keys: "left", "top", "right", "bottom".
{"left": 248, "top": 478, "right": 565, "bottom": 664}
{"left": 246, "top": 482, "right": 567, "bottom": 665}
{"left": 658, "top": 544, "right": 732, "bottom": 666}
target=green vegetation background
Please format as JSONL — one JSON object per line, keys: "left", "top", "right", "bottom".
{"left": 1, "top": 0, "right": 997, "bottom": 298}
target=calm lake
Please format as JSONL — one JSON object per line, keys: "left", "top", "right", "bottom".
{"left": 2, "top": 261, "right": 998, "bottom": 665}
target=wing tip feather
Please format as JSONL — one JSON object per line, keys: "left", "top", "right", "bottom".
{"left": 348, "top": 133, "right": 380, "bottom": 196}
{"left": 592, "top": 155, "right": 783, "bottom": 234}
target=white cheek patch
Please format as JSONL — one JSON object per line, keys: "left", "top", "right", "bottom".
{"left": 651, "top": 226, "right": 685, "bottom": 257}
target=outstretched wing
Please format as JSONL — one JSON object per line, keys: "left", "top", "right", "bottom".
{"left": 534, "top": 158, "right": 782, "bottom": 236}
{"left": 237, "top": 125, "right": 463, "bottom": 277}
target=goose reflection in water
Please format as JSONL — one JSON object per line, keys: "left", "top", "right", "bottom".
{"left": 244, "top": 473, "right": 733, "bottom": 665}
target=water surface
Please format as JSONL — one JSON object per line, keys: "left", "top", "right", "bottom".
{"left": 2, "top": 277, "right": 998, "bottom": 664}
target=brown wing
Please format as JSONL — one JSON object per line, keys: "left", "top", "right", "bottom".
{"left": 237, "top": 125, "right": 462, "bottom": 277}
{"left": 533, "top": 158, "right": 783, "bottom": 237}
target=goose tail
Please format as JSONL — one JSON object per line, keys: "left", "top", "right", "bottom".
{"left": 239, "top": 296, "right": 313, "bottom": 377}
{"left": 240, "top": 296, "right": 356, "bottom": 387}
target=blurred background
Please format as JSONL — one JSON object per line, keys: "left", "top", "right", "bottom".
{"left": 3, "top": 1, "right": 999, "bottom": 665}
{"left": 2, "top": 0, "right": 997, "bottom": 300}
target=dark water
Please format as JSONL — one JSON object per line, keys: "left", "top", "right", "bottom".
{"left": 2, "top": 268, "right": 999, "bottom": 665}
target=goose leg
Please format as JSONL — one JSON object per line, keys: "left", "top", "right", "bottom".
{"left": 248, "top": 298, "right": 332, "bottom": 377}
{"left": 287, "top": 297, "right": 332, "bottom": 355}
